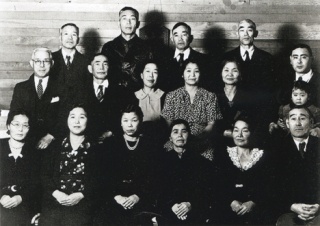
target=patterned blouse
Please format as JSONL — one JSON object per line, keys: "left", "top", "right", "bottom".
{"left": 162, "top": 87, "right": 223, "bottom": 136}
{"left": 59, "top": 137, "right": 91, "bottom": 194}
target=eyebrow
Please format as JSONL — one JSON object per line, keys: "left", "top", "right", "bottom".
{"left": 289, "top": 113, "right": 308, "bottom": 118}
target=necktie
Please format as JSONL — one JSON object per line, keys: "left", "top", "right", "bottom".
{"left": 66, "top": 55, "right": 71, "bottom": 70}
{"left": 244, "top": 51, "right": 250, "bottom": 62}
{"left": 298, "top": 76, "right": 303, "bottom": 81}
{"left": 97, "top": 85, "right": 104, "bottom": 102}
{"left": 37, "top": 79, "right": 43, "bottom": 99}
{"left": 178, "top": 53, "right": 184, "bottom": 67}
{"left": 299, "top": 142, "right": 306, "bottom": 159}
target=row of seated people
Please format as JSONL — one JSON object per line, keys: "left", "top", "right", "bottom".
{"left": 2, "top": 103, "right": 319, "bottom": 225}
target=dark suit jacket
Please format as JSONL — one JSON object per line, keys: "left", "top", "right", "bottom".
{"left": 101, "top": 35, "right": 153, "bottom": 92}
{"left": 160, "top": 48, "right": 211, "bottom": 92}
{"left": 278, "top": 135, "right": 320, "bottom": 212}
{"left": 9, "top": 74, "right": 60, "bottom": 138}
{"left": 83, "top": 78, "right": 136, "bottom": 139}
{"left": 224, "top": 46, "right": 275, "bottom": 93}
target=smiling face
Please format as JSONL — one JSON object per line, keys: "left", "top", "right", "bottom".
{"left": 237, "top": 20, "right": 257, "bottom": 47}
{"left": 89, "top": 55, "right": 109, "bottom": 82}
{"left": 233, "top": 120, "right": 251, "bottom": 148}
{"left": 119, "top": 9, "right": 138, "bottom": 36}
{"left": 68, "top": 107, "right": 88, "bottom": 136}
{"left": 141, "top": 63, "right": 158, "bottom": 88}
{"left": 60, "top": 25, "right": 79, "bottom": 50}
{"left": 222, "top": 62, "right": 241, "bottom": 85}
{"left": 170, "top": 123, "right": 189, "bottom": 149}
{"left": 121, "top": 112, "right": 140, "bottom": 137}
{"left": 290, "top": 48, "right": 312, "bottom": 74}
{"left": 291, "top": 88, "right": 308, "bottom": 105}
{"left": 286, "top": 108, "right": 312, "bottom": 140}
{"left": 8, "top": 114, "right": 30, "bottom": 142}
{"left": 172, "top": 25, "right": 192, "bottom": 51}
{"left": 183, "top": 62, "right": 200, "bottom": 86}
{"left": 30, "top": 49, "right": 52, "bottom": 78}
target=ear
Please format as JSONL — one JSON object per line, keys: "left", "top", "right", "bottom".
{"left": 290, "top": 55, "right": 294, "bottom": 66}
{"left": 189, "top": 35, "right": 194, "bottom": 44}
{"left": 88, "top": 65, "right": 93, "bottom": 74}
{"left": 136, "top": 21, "right": 140, "bottom": 29}
{"left": 140, "top": 73, "right": 144, "bottom": 80}
{"left": 30, "top": 60, "right": 34, "bottom": 69}
{"left": 169, "top": 136, "right": 172, "bottom": 142}
{"left": 51, "top": 60, "right": 54, "bottom": 68}
{"left": 76, "top": 36, "right": 80, "bottom": 45}
{"left": 254, "top": 30, "right": 258, "bottom": 38}
{"left": 286, "top": 118, "right": 290, "bottom": 129}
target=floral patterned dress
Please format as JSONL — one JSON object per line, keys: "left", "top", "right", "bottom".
{"left": 162, "top": 87, "right": 223, "bottom": 160}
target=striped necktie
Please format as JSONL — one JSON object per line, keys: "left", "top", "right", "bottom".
{"left": 37, "top": 79, "right": 43, "bottom": 99}
{"left": 97, "top": 85, "right": 104, "bottom": 102}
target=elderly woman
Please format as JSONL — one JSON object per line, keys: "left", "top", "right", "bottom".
{"left": 156, "top": 119, "right": 212, "bottom": 225}
{"left": 214, "top": 115, "right": 274, "bottom": 225}
{"left": 95, "top": 104, "right": 157, "bottom": 225}
{"left": 162, "top": 60, "right": 222, "bottom": 160}
{"left": 0, "top": 110, "right": 40, "bottom": 226}
{"left": 40, "top": 103, "right": 100, "bottom": 225}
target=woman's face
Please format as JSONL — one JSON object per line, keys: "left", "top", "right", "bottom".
{"left": 183, "top": 62, "right": 200, "bottom": 86}
{"left": 68, "top": 107, "right": 88, "bottom": 135}
{"left": 222, "top": 62, "right": 240, "bottom": 85}
{"left": 232, "top": 120, "right": 251, "bottom": 147}
{"left": 7, "top": 114, "right": 30, "bottom": 142}
{"left": 141, "top": 63, "right": 158, "bottom": 88}
{"left": 170, "top": 123, "right": 189, "bottom": 148}
{"left": 121, "top": 112, "right": 140, "bottom": 137}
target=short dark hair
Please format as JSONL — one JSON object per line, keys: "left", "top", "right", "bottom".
{"left": 238, "top": 19, "right": 256, "bottom": 31}
{"left": 169, "top": 119, "right": 191, "bottom": 134}
{"left": 89, "top": 53, "right": 108, "bottom": 65}
{"left": 6, "top": 109, "right": 31, "bottom": 126}
{"left": 287, "top": 105, "right": 314, "bottom": 121}
{"left": 121, "top": 104, "right": 144, "bottom": 122}
{"left": 60, "top": 23, "right": 79, "bottom": 35}
{"left": 221, "top": 57, "right": 242, "bottom": 74}
{"left": 172, "top": 22, "right": 191, "bottom": 34}
{"left": 291, "top": 43, "right": 313, "bottom": 57}
{"left": 119, "top": 6, "right": 139, "bottom": 20}
{"left": 233, "top": 112, "right": 255, "bottom": 132}
{"left": 292, "top": 80, "right": 311, "bottom": 95}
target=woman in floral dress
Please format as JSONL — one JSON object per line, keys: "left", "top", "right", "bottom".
{"left": 162, "top": 60, "right": 222, "bottom": 160}
{"left": 40, "top": 104, "right": 100, "bottom": 225}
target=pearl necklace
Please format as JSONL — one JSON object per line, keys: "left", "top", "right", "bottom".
{"left": 124, "top": 136, "right": 140, "bottom": 150}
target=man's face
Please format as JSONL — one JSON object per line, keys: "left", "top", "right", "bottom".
{"left": 286, "top": 108, "right": 313, "bottom": 139}
{"left": 30, "top": 50, "right": 52, "bottom": 78}
{"left": 60, "top": 25, "right": 79, "bottom": 50}
{"left": 237, "top": 20, "right": 257, "bottom": 46}
{"left": 290, "top": 48, "right": 312, "bottom": 74}
{"left": 119, "top": 10, "right": 138, "bottom": 36}
{"left": 172, "top": 25, "right": 192, "bottom": 51}
{"left": 88, "top": 55, "right": 109, "bottom": 81}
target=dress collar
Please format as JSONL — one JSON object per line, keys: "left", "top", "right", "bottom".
{"left": 227, "top": 146, "right": 264, "bottom": 171}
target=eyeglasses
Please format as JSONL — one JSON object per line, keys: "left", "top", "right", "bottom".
{"left": 32, "top": 59, "right": 51, "bottom": 66}
{"left": 10, "top": 122, "right": 30, "bottom": 130}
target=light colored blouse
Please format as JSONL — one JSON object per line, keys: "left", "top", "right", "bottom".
{"left": 227, "top": 146, "right": 264, "bottom": 171}
{"left": 135, "top": 88, "right": 164, "bottom": 122}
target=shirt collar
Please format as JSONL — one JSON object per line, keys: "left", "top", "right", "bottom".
{"left": 293, "top": 136, "right": 309, "bottom": 152}
{"left": 93, "top": 79, "right": 109, "bottom": 94}
{"left": 295, "top": 69, "right": 313, "bottom": 82}
{"left": 240, "top": 45, "right": 254, "bottom": 60}
{"left": 174, "top": 47, "right": 191, "bottom": 61}
{"left": 34, "top": 75, "right": 49, "bottom": 91}
{"left": 61, "top": 48, "right": 76, "bottom": 63}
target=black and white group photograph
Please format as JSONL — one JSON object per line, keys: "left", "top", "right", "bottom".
{"left": 0, "top": 0, "right": 319, "bottom": 225}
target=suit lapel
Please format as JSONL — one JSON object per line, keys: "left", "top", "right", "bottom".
{"left": 27, "top": 75, "right": 37, "bottom": 110}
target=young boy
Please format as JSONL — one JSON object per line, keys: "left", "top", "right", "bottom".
{"left": 269, "top": 80, "right": 320, "bottom": 137}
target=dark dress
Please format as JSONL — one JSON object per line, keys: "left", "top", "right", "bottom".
{"left": 215, "top": 146, "right": 274, "bottom": 225}
{"left": 0, "top": 139, "right": 40, "bottom": 226}
{"left": 156, "top": 148, "right": 212, "bottom": 225}
{"left": 40, "top": 137, "right": 101, "bottom": 226}
{"left": 95, "top": 135, "right": 158, "bottom": 225}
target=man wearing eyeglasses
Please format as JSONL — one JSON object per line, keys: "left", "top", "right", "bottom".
{"left": 9, "top": 47, "right": 60, "bottom": 149}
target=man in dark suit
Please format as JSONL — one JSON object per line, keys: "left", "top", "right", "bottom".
{"left": 101, "top": 6, "right": 152, "bottom": 92}
{"left": 276, "top": 106, "right": 320, "bottom": 225}
{"left": 51, "top": 23, "right": 90, "bottom": 137}
{"left": 9, "top": 47, "right": 60, "bottom": 149}
{"left": 278, "top": 44, "right": 320, "bottom": 106}
{"left": 85, "top": 53, "right": 134, "bottom": 142}
{"left": 160, "top": 22, "right": 211, "bottom": 92}
{"left": 224, "top": 19, "right": 275, "bottom": 93}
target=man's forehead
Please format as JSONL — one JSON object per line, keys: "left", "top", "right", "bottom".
{"left": 291, "top": 48, "right": 310, "bottom": 56}
{"left": 173, "top": 25, "right": 189, "bottom": 34}
{"left": 34, "top": 50, "right": 50, "bottom": 58}
{"left": 288, "top": 109, "right": 310, "bottom": 118}
{"left": 238, "top": 21, "right": 255, "bottom": 29}
{"left": 93, "top": 55, "right": 108, "bottom": 62}
{"left": 119, "top": 10, "right": 136, "bottom": 18}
